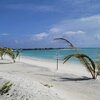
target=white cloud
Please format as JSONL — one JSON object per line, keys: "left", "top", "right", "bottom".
{"left": 0, "top": 33, "right": 9, "bottom": 36}
{"left": 49, "top": 27, "right": 62, "bottom": 33}
{"left": 48, "top": 14, "right": 100, "bottom": 36}
{"left": 34, "top": 14, "right": 100, "bottom": 47}
{"left": 32, "top": 32, "right": 48, "bottom": 41}
{"left": 20, "top": 14, "right": 100, "bottom": 47}
{"left": 64, "top": 30, "right": 85, "bottom": 35}
{"left": 80, "top": 14, "right": 100, "bottom": 22}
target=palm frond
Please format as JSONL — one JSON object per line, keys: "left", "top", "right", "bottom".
{"left": 80, "top": 54, "right": 95, "bottom": 71}
{"left": 15, "top": 49, "right": 20, "bottom": 58}
{"left": 5, "top": 50, "right": 15, "bottom": 62}
{"left": 63, "top": 54, "right": 78, "bottom": 63}
{"left": 0, "top": 48, "right": 19, "bottom": 62}
{"left": 54, "top": 38, "right": 74, "bottom": 48}
{"left": 63, "top": 53, "right": 96, "bottom": 79}
{"left": 0, "top": 49, "right": 6, "bottom": 59}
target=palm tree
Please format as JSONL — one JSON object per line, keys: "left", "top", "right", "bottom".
{"left": 0, "top": 48, "right": 6, "bottom": 60}
{"left": 0, "top": 49, "right": 4, "bottom": 60}
{"left": 0, "top": 48, "right": 20, "bottom": 63}
{"left": 54, "top": 38, "right": 97, "bottom": 79}
{"left": 5, "top": 49, "right": 20, "bottom": 63}
{"left": 64, "top": 53, "right": 96, "bottom": 79}
{"left": 54, "top": 38, "right": 76, "bottom": 70}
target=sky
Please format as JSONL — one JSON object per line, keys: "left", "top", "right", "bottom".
{"left": 0, "top": 0, "right": 100, "bottom": 48}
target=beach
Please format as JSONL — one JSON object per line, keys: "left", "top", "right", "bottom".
{"left": 0, "top": 56, "right": 100, "bottom": 100}
{"left": 1, "top": 0, "right": 100, "bottom": 99}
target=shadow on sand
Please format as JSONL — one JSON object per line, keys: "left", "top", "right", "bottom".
{"left": 0, "top": 62, "right": 13, "bottom": 64}
{"left": 53, "top": 76, "right": 92, "bottom": 82}
{"left": 34, "top": 73, "right": 93, "bottom": 81}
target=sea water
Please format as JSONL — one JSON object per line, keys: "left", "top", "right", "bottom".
{"left": 21, "top": 48, "right": 100, "bottom": 63}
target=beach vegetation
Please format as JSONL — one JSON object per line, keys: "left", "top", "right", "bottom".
{"left": 64, "top": 53, "right": 96, "bottom": 79}
{"left": 54, "top": 38, "right": 98, "bottom": 79}
{"left": 96, "top": 61, "right": 100, "bottom": 75}
{"left": 54, "top": 38, "right": 75, "bottom": 48}
{"left": 0, "top": 48, "right": 6, "bottom": 60}
{"left": 5, "top": 49, "right": 20, "bottom": 63}
{"left": 95, "top": 52, "right": 100, "bottom": 75}
{"left": 40, "top": 82, "right": 53, "bottom": 88}
{"left": 0, "top": 48, "right": 20, "bottom": 63}
{"left": 0, "top": 81, "right": 13, "bottom": 95}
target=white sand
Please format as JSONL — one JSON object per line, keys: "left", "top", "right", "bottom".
{"left": 0, "top": 56, "right": 100, "bottom": 100}
{"left": 20, "top": 56, "right": 91, "bottom": 77}
{"left": 0, "top": 72, "right": 62, "bottom": 100}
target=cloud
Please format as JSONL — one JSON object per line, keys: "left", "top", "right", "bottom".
{"left": 0, "top": 33, "right": 9, "bottom": 36}
{"left": 49, "top": 14, "right": 100, "bottom": 34}
{"left": 31, "top": 32, "right": 48, "bottom": 41}
{"left": 1, "top": 14, "right": 99, "bottom": 48}
{"left": 80, "top": 14, "right": 100, "bottom": 22}
{"left": 34, "top": 14, "right": 100, "bottom": 47}
{"left": 64, "top": 30, "right": 85, "bottom": 35}
{"left": 49, "top": 27, "right": 62, "bottom": 33}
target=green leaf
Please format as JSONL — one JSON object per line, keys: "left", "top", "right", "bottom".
{"left": 63, "top": 53, "right": 96, "bottom": 79}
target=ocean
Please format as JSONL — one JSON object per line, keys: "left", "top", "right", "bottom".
{"left": 21, "top": 48, "right": 100, "bottom": 63}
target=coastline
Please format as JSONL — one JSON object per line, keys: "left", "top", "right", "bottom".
{"left": 0, "top": 56, "right": 100, "bottom": 100}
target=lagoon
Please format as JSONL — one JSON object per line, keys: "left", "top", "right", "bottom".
{"left": 21, "top": 48, "right": 100, "bottom": 63}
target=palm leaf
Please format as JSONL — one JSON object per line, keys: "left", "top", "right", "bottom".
{"left": 79, "top": 57, "right": 95, "bottom": 77}
{"left": 54, "top": 38, "right": 74, "bottom": 48}
{"left": 64, "top": 53, "right": 96, "bottom": 79}
{"left": 80, "top": 54, "right": 95, "bottom": 71}
{"left": 5, "top": 50, "right": 15, "bottom": 62}
{"left": 0, "top": 48, "right": 20, "bottom": 63}
{"left": 0, "top": 49, "right": 6, "bottom": 60}
{"left": 15, "top": 49, "right": 20, "bottom": 58}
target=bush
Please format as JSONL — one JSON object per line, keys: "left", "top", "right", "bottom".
{"left": 0, "top": 81, "right": 13, "bottom": 95}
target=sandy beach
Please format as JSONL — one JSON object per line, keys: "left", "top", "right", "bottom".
{"left": 0, "top": 56, "right": 100, "bottom": 100}
{"left": 1, "top": 0, "right": 100, "bottom": 99}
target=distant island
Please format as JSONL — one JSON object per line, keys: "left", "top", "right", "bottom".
{"left": 21, "top": 48, "right": 65, "bottom": 50}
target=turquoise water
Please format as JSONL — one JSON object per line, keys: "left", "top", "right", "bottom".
{"left": 21, "top": 48, "right": 100, "bottom": 63}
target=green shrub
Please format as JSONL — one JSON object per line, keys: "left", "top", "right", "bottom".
{"left": 0, "top": 81, "right": 13, "bottom": 95}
